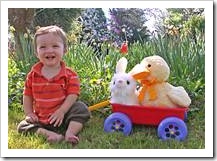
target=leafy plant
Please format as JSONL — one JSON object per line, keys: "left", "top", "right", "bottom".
{"left": 34, "top": 8, "right": 83, "bottom": 33}
{"left": 64, "top": 43, "right": 120, "bottom": 106}
{"left": 152, "top": 34, "right": 205, "bottom": 96}
{"left": 8, "top": 58, "right": 25, "bottom": 111}
{"left": 9, "top": 32, "right": 38, "bottom": 74}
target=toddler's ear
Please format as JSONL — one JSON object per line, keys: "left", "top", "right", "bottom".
{"left": 35, "top": 52, "right": 39, "bottom": 58}
{"left": 64, "top": 48, "right": 68, "bottom": 54}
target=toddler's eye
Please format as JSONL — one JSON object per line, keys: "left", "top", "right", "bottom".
{"left": 40, "top": 46, "right": 46, "bottom": 49}
{"left": 147, "top": 64, "right": 151, "bottom": 68}
{"left": 126, "top": 80, "right": 130, "bottom": 85}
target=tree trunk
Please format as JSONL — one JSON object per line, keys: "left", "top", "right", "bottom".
{"left": 8, "top": 8, "right": 35, "bottom": 60}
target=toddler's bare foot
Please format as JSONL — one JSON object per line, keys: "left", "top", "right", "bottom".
{"left": 47, "top": 133, "right": 64, "bottom": 143}
{"left": 65, "top": 134, "right": 79, "bottom": 144}
{"left": 65, "top": 121, "right": 83, "bottom": 144}
{"left": 37, "top": 128, "right": 64, "bottom": 143}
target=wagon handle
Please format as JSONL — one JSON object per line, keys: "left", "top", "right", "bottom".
{"left": 88, "top": 100, "right": 110, "bottom": 111}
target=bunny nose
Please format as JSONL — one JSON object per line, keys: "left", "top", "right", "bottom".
{"left": 118, "top": 80, "right": 123, "bottom": 83}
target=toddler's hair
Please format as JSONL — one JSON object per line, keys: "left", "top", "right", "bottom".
{"left": 34, "top": 25, "right": 67, "bottom": 52}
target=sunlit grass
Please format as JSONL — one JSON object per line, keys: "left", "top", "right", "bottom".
{"left": 8, "top": 101, "right": 204, "bottom": 149}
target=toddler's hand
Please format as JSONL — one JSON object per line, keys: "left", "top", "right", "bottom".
{"left": 48, "top": 109, "right": 65, "bottom": 127}
{"left": 25, "top": 113, "right": 38, "bottom": 123}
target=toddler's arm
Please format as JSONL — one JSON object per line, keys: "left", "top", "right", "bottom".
{"left": 23, "top": 95, "right": 38, "bottom": 123}
{"left": 59, "top": 94, "right": 78, "bottom": 114}
{"left": 48, "top": 94, "right": 78, "bottom": 127}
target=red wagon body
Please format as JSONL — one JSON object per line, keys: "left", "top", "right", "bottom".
{"left": 111, "top": 103, "right": 188, "bottom": 126}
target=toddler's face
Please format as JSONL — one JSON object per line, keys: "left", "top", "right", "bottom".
{"left": 36, "top": 32, "right": 66, "bottom": 67}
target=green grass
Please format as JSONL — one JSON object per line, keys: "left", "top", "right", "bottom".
{"left": 8, "top": 96, "right": 205, "bottom": 149}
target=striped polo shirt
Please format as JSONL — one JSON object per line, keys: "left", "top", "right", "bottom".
{"left": 23, "top": 61, "right": 80, "bottom": 124}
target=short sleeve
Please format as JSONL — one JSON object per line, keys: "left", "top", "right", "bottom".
{"left": 23, "top": 72, "right": 33, "bottom": 96}
{"left": 66, "top": 69, "right": 80, "bottom": 96}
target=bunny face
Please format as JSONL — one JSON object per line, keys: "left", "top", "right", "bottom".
{"left": 110, "top": 73, "right": 137, "bottom": 96}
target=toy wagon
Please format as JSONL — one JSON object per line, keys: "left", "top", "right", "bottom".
{"left": 103, "top": 103, "right": 188, "bottom": 141}
{"left": 89, "top": 55, "right": 191, "bottom": 141}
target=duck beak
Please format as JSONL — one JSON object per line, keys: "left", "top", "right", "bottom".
{"left": 132, "top": 68, "right": 150, "bottom": 80}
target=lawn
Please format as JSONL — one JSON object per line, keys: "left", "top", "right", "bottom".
{"left": 8, "top": 95, "right": 205, "bottom": 149}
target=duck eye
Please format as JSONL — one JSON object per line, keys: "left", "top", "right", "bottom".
{"left": 147, "top": 64, "right": 151, "bottom": 68}
{"left": 127, "top": 80, "right": 130, "bottom": 85}
{"left": 113, "top": 81, "right": 115, "bottom": 85}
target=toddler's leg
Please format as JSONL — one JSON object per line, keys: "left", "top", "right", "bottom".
{"left": 65, "top": 121, "right": 83, "bottom": 144}
{"left": 64, "top": 101, "right": 90, "bottom": 144}
{"left": 17, "top": 120, "right": 64, "bottom": 143}
{"left": 36, "top": 128, "right": 64, "bottom": 143}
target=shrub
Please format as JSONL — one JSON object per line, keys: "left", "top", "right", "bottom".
{"left": 64, "top": 43, "right": 121, "bottom": 106}
{"left": 8, "top": 58, "right": 25, "bottom": 111}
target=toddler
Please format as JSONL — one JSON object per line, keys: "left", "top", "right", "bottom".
{"left": 17, "top": 25, "right": 90, "bottom": 144}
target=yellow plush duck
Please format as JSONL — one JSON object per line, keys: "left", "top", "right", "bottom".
{"left": 132, "top": 55, "right": 191, "bottom": 108}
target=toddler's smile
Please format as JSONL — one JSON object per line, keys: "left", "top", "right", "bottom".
{"left": 45, "top": 55, "right": 56, "bottom": 60}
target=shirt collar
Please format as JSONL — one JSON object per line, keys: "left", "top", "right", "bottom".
{"left": 31, "top": 61, "right": 67, "bottom": 80}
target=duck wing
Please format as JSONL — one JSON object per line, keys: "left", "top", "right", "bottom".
{"left": 167, "top": 86, "right": 191, "bottom": 107}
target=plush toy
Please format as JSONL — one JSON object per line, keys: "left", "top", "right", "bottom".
{"left": 110, "top": 57, "right": 139, "bottom": 105}
{"left": 132, "top": 55, "right": 191, "bottom": 108}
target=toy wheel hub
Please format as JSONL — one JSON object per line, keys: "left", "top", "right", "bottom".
{"left": 115, "top": 125, "right": 120, "bottom": 130}
{"left": 112, "top": 120, "right": 124, "bottom": 131}
{"left": 170, "top": 130, "right": 175, "bottom": 135}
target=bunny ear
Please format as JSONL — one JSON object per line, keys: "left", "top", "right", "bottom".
{"left": 116, "top": 57, "right": 128, "bottom": 74}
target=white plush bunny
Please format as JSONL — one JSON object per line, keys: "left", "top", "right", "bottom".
{"left": 110, "top": 57, "right": 139, "bottom": 105}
